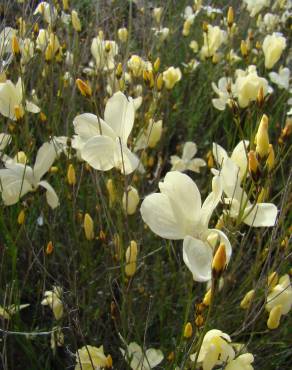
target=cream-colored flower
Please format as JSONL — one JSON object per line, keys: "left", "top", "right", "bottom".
{"left": 91, "top": 36, "right": 118, "bottom": 71}
{"left": 243, "top": 0, "right": 270, "bottom": 17}
{"left": 211, "top": 77, "right": 233, "bottom": 111}
{"left": 262, "top": 33, "right": 286, "bottom": 69}
{"left": 75, "top": 345, "right": 110, "bottom": 370}
{"left": 269, "top": 67, "right": 290, "bottom": 90}
{"left": 233, "top": 65, "right": 272, "bottom": 108}
{"left": 34, "top": 2, "right": 57, "bottom": 24}
{"left": 190, "top": 329, "right": 235, "bottom": 369}
{"left": 36, "top": 29, "right": 49, "bottom": 51}
{"left": 134, "top": 119, "right": 163, "bottom": 150}
{"left": 41, "top": 286, "right": 63, "bottom": 320}
{"left": 200, "top": 25, "right": 227, "bottom": 59}
{"left": 225, "top": 353, "right": 254, "bottom": 370}
{"left": 128, "top": 55, "right": 144, "bottom": 77}
{"left": 170, "top": 142, "right": 206, "bottom": 173}
{"left": 162, "top": 66, "right": 182, "bottom": 89}
{"left": 0, "top": 303, "right": 29, "bottom": 320}
{"left": 120, "top": 342, "right": 164, "bottom": 370}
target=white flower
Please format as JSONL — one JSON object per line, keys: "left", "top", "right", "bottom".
{"left": 34, "top": 2, "right": 58, "bottom": 24}
{"left": 152, "top": 27, "right": 169, "bottom": 42}
{"left": 190, "top": 329, "right": 235, "bottom": 369}
{"left": 170, "top": 142, "right": 206, "bottom": 173}
{"left": 0, "top": 77, "right": 40, "bottom": 120}
{"left": 75, "top": 345, "right": 109, "bottom": 370}
{"left": 120, "top": 342, "right": 164, "bottom": 370}
{"left": 91, "top": 37, "right": 118, "bottom": 71}
{"left": 200, "top": 25, "right": 227, "bottom": 59}
{"left": 225, "top": 353, "right": 254, "bottom": 370}
{"left": 269, "top": 66, "right": 290, "bottom": 90}
{"left": 140, "top": 171, "right": 232, "bottom": 282}
{"left": 0, "top": 142, "right": 59, "bottom": 208}
{"left": 212, "top": 77, "right": 233, "bottom": 111}
{"left": 243, "top": 0, "right": 270, "bottom": 17}
{"left": 266, "top": 274, "right": 292, "bottom": 315}
{"left": 134, "top": 119, "right": 163, "bottom": 151}
{"left": 212, "top": 146, "right": 277, "bottom": 227}
{"left": 41, "top": 286, "right": 63, "bottom": 320}
{"left": 233, "top": 65, "right": 272, "bottom": 108}
{"left": 75, "top": 92, "right": 139, "bottom": 175}
{"left": 162, "top": 67, "right": 182, "bottom": 89}
{"left": 262, "top": 33, "right": 286, "bottom": 69}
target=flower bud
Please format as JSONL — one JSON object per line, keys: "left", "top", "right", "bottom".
{"left": 106, "top": 179, "right": 116, "bottom": 207}
{"left": 256, "top": 86, "right": 264, "bottom": 107}
{"left": 76, "top": 78, "right": 92, "bottom": 97}
{"left": 240, "top": 289, "right": 255, "bottom": 309}
{"left": 195, "top": 314, "right": 204, "bottom": 327}
{"left": 116, "top": 62, "right": 123, "bottom": 79}
{"left": 268, "top": 272, "right": 278, "bottom": 290}
{"left": 106, "top": 354, "right": 113, "bottom": 368}
{"left": 156, "top": 73, "right": 163, "bottom": 91}
{"left": 183, "top": 322, "right": 193, "bottom": 338}
{"left": 227, "top": 7, "right": 234, "bottom": 28}
{"left": 153, "top": 7, "right": 163, "bottom": 24}
{"left": 154, "top": 57, "right": 160, "bottom": 72}
{"left": 17, "top": 209, "right": 25, "bottom": 225}
{"left": 62, "top": 0, "right": 69, "bottom": 11}
{"left": 71, "top": 10, "right": 81, "bottom": 32}
{"left": 118, "top": 27, "right": 128, "bottom": 43}
{"left": 67, "top": 164, "right": 76, "bottom": 185}
{"left": 267, "top": 304, "right": 282, "bottom": 329}
{"left": 212, "top": 243, "right": 226, "bottom": 276}
{"left": 203, "top": 288, "right": 212, "bottom": 306}
{"left": 240, "top": 40, "right": 248, "bottom": 57}
{"left": 248, "top": 150, "right": 259, "bottom": 174}
{"left": 84, "top": 213, "right": 94, "bottom": 240}
{"left": 46, "top": 241, "right": 54, "bottom": 255}
{"left": 12, "top": 35, "right": 20, "bottom": 57}
{"left": 125, "top": 240, "right": 138, "bottom": 277}
{"left": 183, "top": 19, "right": 192, "bottom": 36}
{"left": 122, "top": 186, "right": 139, "bottom": 215}
{"left": 143, "top": 70, "right": 154, "bottom": 88}
{"left": 255, "top": 114, "right": 270, "bottom": 158}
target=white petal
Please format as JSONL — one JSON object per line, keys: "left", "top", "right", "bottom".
{"left": 114, "top": 143, "right": 139, "bottom": 175}
{"left": 73, "top": 113, "right": 116, "bottom": 141}
{"left": 187, "top": 158, "right": 206, "bottom": 172}
{"left": 140, "top": 193, "right": 186, "bottom": 240}
{"left": 230, "top": 140, "right": 249, "bottom": 180}
{"left": 25, "top": 100, "right": 40, "bottom": 113}
{"left": 183, "top": 236, "right": 213, "bottom": 282}
{"left": 144, "top": 348, "right": 164, "bottom": 368}
{"left": 159, "top": 171, "right": 202, "bottom": 227}
{"left": 0, "top": 167, "right": 32, "bottom": 205}
{"left": 212, "top": 98, "right": 227, "bottom": 111}
{"left": 38, "top": 180, "right": 59, "bottom": 209}
{"left": 34, "top": 142, "right": 58, "bottom": 181}
{"left": 0, "top": 80, "right": 20, "bottom": 120}
{"left": 182, "top": 142, "right": 197, "bottom": 161}
{"left": 170, "top": 156, "right": 186, "bottom": 172}
{"left": 243, "top": 203, "right": 278, "bottom": 227}
{"left": 104, "top": 91, "right": 135, "bottom": 143}
{"left": 81, "top": 135, "right": 116, "bottom": 171}
{"left": 212, "top": 142, "right": 228, "bottom": 167}
{"left": 201, "top": 175, "right": 222, "bottom": 226}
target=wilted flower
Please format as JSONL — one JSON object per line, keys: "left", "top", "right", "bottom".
{"left": 0, "top": 77, "right": 40, "bottom": 120}
{"left": 170, "top": 142, "right": 206, "bottom": 173}
{"left": 120, "top": 342, "right": 164, "bottom": 370}
{"left": 269, "top": 66, "right": 290, "bottom": 90}
{"left": 262, "top": 33, "right": 286, "bottom": 69}
{"left": 162, "top": 66, "right": 182, "bottom": 89}
{"left": 75, "top": 345, "right": 111, "bottom": 370}
{"left": 141, "top": 171, "right": 232, "bottom": 282}
{"left": 75, "top": 91, "right": 140, "bottom": 174}
{"left": 0, "top": 142, "right": 59, "bottom": 208}
{"left": 190, "top": 329, "right": 235, "bottom": 368}
{"left": 41, "top": 286, "right": 63, "bottom": 320}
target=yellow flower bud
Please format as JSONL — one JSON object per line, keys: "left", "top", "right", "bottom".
{"left": 14, "top": 105, "right": 24, "bottom": 121}
{"left": 267, "top": 304, "right": 282, "bottom": 329}
{"left": 125, "top": 240, "right": 138, "bottom": 277}
{"left": 240, "top": 40, "right": 248, "bottom": 57}
{"left": 17, "top": 209, "right": 25, "bottom": 225}
{"left": 268, "top": 272, "right": 278, "bottom": 290}
{"left": 257, "top": 86, "right": 264, "bottom": 107}
{"left": 156, "top": 73, "right": 164, "bottom": 91}
{"left": 227, "top": 7, "right": 234, "bottom": 27}
{"left": 50, "top": 166, "right": 59, "bottom": 173}
{"left": 62, "top": 0, "right": 69, "bottom": 11}
{"left": 116, "top": 62, "right": 123, "bottom": 79}
{"left": 248, "top": 150, "right": 259, "bottom": 174}
{"left": 203, "top": 288, "right": 212, "bottom": 306}
{"left": 12, "top": 35, "right": 20, "bottom": 56}
{"left": 46, "top": 241, "right": 54, "bottom": 255}
{"left": 84, "top": 213, "right": 94, "bottom": 240}
{"left": 45, "top": 44, "right": 54, "bottom": 61}
{"left": 183, "top": 322, "right": 193, "bottom": 338}
{"left": 212, "top": 243, "right": 226, "bottom": 276}
{"left": 154, "top": 57, "right": 160, "bottom": 72}
{"left": 195, "top": 314, "right": 204, "bottom": 327}
{"left": 255, "top": 114, "right": 270, "bottom": 158}
{"left": 106, "top": 179, "right": 116, "bottom": 207}
{"left": 71, "top": 10, "right": 82, "bottom": 32}
{"left": 118, "top": 27, "right": 128, "bottom": 43}
{"left": 266, "top": 144, "right": 275, "bottom": 171}
{"left": 143, "top": 70, "right": 154, "bottom": 88}
{"left": 122, "top": 186, "right": 139, "bottom": 215}
{"left": 39, "top": 112, "right": 47, "bottom": 122}
{"left": 206, "top": 150, "right": 214, "bottom": 168}
{"left": 76, "top": 78, "right": 92, "bottom": 97}
{"left": 67, "top": 164, "right": 76, "bottom": 185}
{"left": 183, "top": 19, "right": 192, "bottom": 36}
{"left": 240, "top": 289, "right": 255, "bottom": 309}
{"left": 106, "top": 354, "right": 113, "bottom": 368}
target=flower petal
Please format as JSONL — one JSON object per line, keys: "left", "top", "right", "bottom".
{"left": 25, "top": 100, "right": 40, "bottom": 114}
{"left": 73, "top": 113, "right": 115, "bottom": 140}
{"left": 230, "top": 140, "right": 249, "bottom": 180}
{"left": 144, "top": 348, "right": 164, "bottom": 368}
{"left": 81, "top": 135, "right": 116, "bottom": 171}
{"left": 201, "top": 175, "right": 223, "bottom": 226}
{"left": 140, "top": 193, "right": 186, "bottom": 240}
{"left": 183, "top": 236, "right": 213, "bottom": 282}
{"left": 34, "top": 142, "right": 58, "bottom": 181}
{"left": 114, "top": 144, "right": 139, "bottom": 175}
{"left": 104, "top": 91, "right": 135, "bottom": 143}
{"left": 38, "top": 180, "right": 59, "bottom": 209}
{"left": 243, "top": 203, "right": 278, "bottom": 227}
{"left": 0, "top": 167, "right": 32, "bottom": 205}
{"left": 187, "top": 158, "right": 206, "bottom": 172}
{"left": 182, "top": 142, "right": 197, "bottom": 161}
{"left": 212, "top": 142, "right": 228, "bottom": 167}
